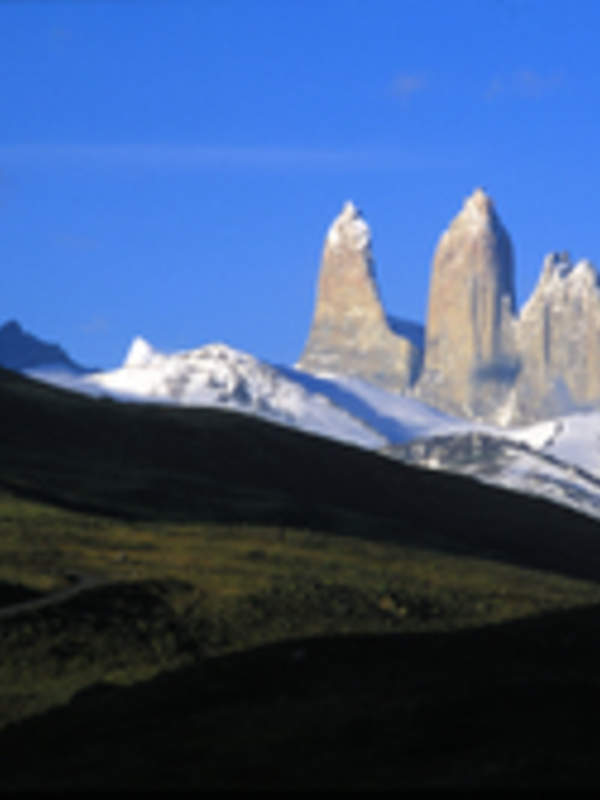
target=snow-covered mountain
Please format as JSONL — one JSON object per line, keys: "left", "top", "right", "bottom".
{"left": 28, "top": 338, "right": 384, "bottom": 449}
{"left": 384, "top": 428, "right": 600, "bottom": 521}
{"left": 28, "top": 336, "right": 474, "bottom": 446}
{"left": 284, "top": 370, "right": 600, "bottom": 520}
{"left": 24, "top": 334, "right": 600, "bottom": 521}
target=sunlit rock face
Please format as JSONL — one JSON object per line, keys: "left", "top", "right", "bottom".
{"left": 509, "top": 253, "right": 600, "bottom": 423}
{"left": 298, "top": 201, "right": 420, "bottom": 391}
{"left": 299, "top": 191, "right": 600, "bottom": 427}
{"left": 416, "top": 188, "right": 518, "bottom": 418}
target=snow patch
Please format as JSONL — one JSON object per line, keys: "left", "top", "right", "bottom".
{"left": 326, "top": 200, "right": 371, "bottom": 253}
{"left": 123, "top": 336, "right": 160, "bottom": 368}
{"left": 508, "top": 411, "right": 600, "bottom": 478}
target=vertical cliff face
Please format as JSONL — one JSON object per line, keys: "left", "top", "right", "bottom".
{"left": 298, "top": 201, "right": 420, "bottom": 391}
{"left": 416, "top": 189, "right": 518, "bottom": 418}
{"left": 509, "top": 253, "right": 600, "bottom": 422}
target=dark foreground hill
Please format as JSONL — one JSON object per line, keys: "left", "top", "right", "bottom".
{"left": 3, "top": 369, "right": 600, "bottom": 788}
{"left": 6, "top": 608, "right": 600, "bottom": 791}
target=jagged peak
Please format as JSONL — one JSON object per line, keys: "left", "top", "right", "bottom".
{"left": 538, "top": 252, "right": 598, "bottom": 288}
{"left": 541, "top": 251, "right": 572, "bottom": 278}
{"left": 572, "top": 258, "right": 598, "bottom": 282}
{"left": 325, "top": 200, "right": 371, "bottom": 254}
{"left": 340, "top": 199, "right": 359, "bottom": 217}
{"left": 436, "top": 188, "right": 505, "bottom": 247}
{"left": 457, "top": 187, "right": 498, "bottom": 229}
{"left": 123, "top": 338, "right": 264, "bottom": 371}
{"left": 566, "top": 258, "right": 600, "bottom": 294}
{"left": 521, "top": 253, "right": 600, "bottom": 320}
{"left": 443, "top": 188, "right": 500, "bottom": 235}
{"left": 0, "top": 319, "right": 23, "bottom": 335}
{"left": 123, "top": 336, "right": 159, "bottom": 368}
{"left": 464, "top": 186, "right": 493, "bottom": 214}
{"left": 187, "top": 342, "right": 259, "bottom": 365}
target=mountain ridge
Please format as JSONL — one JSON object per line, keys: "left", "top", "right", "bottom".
{"left": 0, "top": 320, "right": 90, "bottom": 375}
{"left": 17, "top": 336, "right": 600, "bottom": 521}
{"left": 5, "top": 363, "right": 600, "bottom": 584}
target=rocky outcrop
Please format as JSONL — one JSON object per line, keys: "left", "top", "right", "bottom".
{"left": 298, "top": 201, "right": 420, "bottom": 391}
{"left": 507, "top": 253, "right": 600, "bottom": 423}
{"left": 416, "top": 188, "right": 518, "bottom": 418}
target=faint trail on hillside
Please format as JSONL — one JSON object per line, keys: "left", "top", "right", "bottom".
{"left": 0, "top": 574, "right": 106, "bottom": 621}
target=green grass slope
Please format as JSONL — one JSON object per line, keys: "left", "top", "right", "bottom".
{"left": 2, "top": 487, "right": 600, "bottom": 733}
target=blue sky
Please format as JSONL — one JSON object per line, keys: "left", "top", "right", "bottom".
{"left": 2, "top": 0, "right": 600, "bottom": 369}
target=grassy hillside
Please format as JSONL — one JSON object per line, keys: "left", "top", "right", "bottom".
{"left": 3, "top": 369, "right": 600, "bottom": 787}
{"left": 3, "top": 486, "right": 600, "bottom": 730}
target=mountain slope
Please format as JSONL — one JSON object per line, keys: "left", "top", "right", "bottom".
{"left": 0, "top": 320, "right": 89, "bottom": 373}
{"left": 81, "top": 338, "right": 383, "bottom": 448}
{"left": 3, "top": 366, "right": 600, "bottom": 583}
{"left": 508, "top": 411, "right": 600, "bottom": 476}
{"left": 385, "top": 431, "right": 600, "bottom": 520}
{"left": 30, "top": 337, "right": 469, "bottom": 447}
{"left": 27, "top": 339, "right": 600, "bottom": 521}
{"left": 4, "top": 366, "right": 600, "bottom": 789}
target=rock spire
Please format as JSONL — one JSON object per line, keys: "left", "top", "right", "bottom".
{"left": 298, "top": 202, "right": 420, "bottom": 391}
{"left": 299, "top": 190, "right": 600, "bottom": 426}
{"left": 510, "top": 252, "right": 600, "bottom": 421}
{"left": 416, "top": 188, "right": 517, "bottom": 417}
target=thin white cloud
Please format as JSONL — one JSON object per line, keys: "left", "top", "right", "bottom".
{"left": 0, "top": 143, "right": 464, "bottom": 172}
{"left": 392, "top": 73, "right": 428, "bottom": 98}
{"left": 486, "top": 69, "right": 565, "bottom": 100}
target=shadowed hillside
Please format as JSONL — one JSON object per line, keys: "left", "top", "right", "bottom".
{"left": 2, "top": 368, "right": 600, "bottom": 581}
{"left": 5, "top": 605, "right": 600, "bottom": 790}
